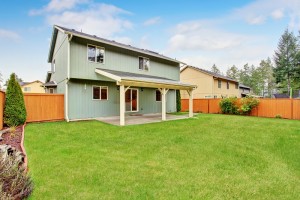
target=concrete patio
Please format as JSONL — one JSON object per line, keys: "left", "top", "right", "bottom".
{"left": 95, "top": 113, "right": 191, "bottom": 126}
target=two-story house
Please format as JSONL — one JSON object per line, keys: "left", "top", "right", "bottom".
{"left": 180, "top": 66, "right": 239, "bottom": 99}
{"left": 45, "top": 25, "right": 195, "bottom": 125}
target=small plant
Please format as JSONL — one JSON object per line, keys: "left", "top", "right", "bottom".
{"left": 9, "top": 126, "right": 17, "bottom": 139}
{"left": 0, "top": 151, "right": 33, "bottom": 199}
{"left": 275, "top": 114, "right": 282, "bottom": 119}
{"left": 219, "top": 97, "right": 239, "bottom": 114}
{"left": 239, "top": 96, "right": 260, "bottom": 115}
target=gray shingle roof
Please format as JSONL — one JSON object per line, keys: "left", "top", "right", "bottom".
{"left": 44, "top": 81, "right": 57, "bottom": 87}
{"left": 239, "top": 84, "right": 251, "bottom": 89}
{"left": 96, "top": 69, "right": 195, "bottom": 88}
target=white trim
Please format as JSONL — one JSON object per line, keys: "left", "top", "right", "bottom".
{"left": 92, "top": 85, "right": 108, "bottom": 100}
{"left": 87, "top": 44, "right": 105, "bottom": 64}
{"left": 95, "top": 69, "right": 121, "bottom": 82}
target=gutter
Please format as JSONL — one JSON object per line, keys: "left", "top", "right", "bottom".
{"left": 65, "top": 33, "right": 72, "bottom": 122}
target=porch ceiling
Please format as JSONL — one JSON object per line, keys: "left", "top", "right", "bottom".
{"left": 95, "top": 68, "right": 196, "bottom": 90}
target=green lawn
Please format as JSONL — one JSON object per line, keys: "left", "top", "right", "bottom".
{"left": 25, "top": 114, "right": 300, "bottom": 199}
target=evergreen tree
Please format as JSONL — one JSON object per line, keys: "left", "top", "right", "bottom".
{"left": 211, "top": 64, "right": 221, "bottom": 74}
{"left": 226, "top": 65, "right": 239, "bottom": 80}
{"left": 4, "top": 73, "right": 27, "bottom": 126}
{"left": 274, "top": 29, "right": 300, "bottom": 94}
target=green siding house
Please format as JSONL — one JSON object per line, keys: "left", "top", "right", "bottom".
{"left": 45, "top": 25, "right": 195, "bottom": 125}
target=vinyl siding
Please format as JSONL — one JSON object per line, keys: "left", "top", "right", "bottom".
{"left": 68, "top": 80, "right": 176, "bottom": 120}
{"left": 70, "top": 37, "right": 180, "bottom": 81}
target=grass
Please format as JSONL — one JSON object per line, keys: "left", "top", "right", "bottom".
{"left": 25, "top": 114, "right": 300, "bottom": 199}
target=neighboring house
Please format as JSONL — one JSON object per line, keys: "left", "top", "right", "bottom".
{"left": 19, "top": 80, "right": 45, "bottom": 93}
{"left": 239, "top": 84, "right": 251, "bottom": 97}
{"left": 45, "top": 25, "right": 195, "bottom": 125}
{"left": 273, "top": 90, "right": 300, "bottom": 98}
{"left": 180, "top": 66, "right": 239, "bottom": 99}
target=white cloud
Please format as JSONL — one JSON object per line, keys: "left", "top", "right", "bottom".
{"left": 29, "top": 0, "right": 89, "bottom": 15}
{"left": 143, "top": 17, "right": 161, "bottom": 26}
{"left": 232, "top": 0, "right": 300, "bottom": 28}
{"left": 167, "top": 20, "right": 248, "bottom": 52}
{"left": 0, "top": 29, "right": 20, "bottom": 41}
{"left": 31, "top": 2, "right": 133, "bottom": 38}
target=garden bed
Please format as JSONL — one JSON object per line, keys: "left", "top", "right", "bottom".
{"left": 0, "top": 126, "right": 23, "bottom": 152}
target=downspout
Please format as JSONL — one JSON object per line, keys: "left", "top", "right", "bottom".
{"left": 65, "top": 34, "right": 73, "bottom": 122}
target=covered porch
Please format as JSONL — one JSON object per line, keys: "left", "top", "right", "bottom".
{"left": 95, "top": 69, "right": 196, "bottom": 126}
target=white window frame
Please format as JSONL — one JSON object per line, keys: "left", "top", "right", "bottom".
{"left": 92, "top": 86, "right": 108, "bottom": 100}
{"left": 138, "top": 56, "right": 150, "bottom": 71}
{"left": 24, "top": 87, "right": 31, "bottom": 92}
{"left": 87, "top": 44, "right": 105, "bottom": 64}
{"left": 49, "top": 88, "right": 54, "bottom": 94}
{"left": 125, "top": 88, "right": 139, "bottom": 112}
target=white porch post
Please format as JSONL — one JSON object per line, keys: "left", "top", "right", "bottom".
{"left": 120, "top": 85, "right": 125, "bottom": 126}
{"left": 162, "top": 88, "right": 166, "bottom": 121}
{"left": 188, "top": 89, "right": 193, "bottom": 117}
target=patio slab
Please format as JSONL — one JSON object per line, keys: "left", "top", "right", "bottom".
{"left": 95, "top": 113, "right": 191, "bottom": 126}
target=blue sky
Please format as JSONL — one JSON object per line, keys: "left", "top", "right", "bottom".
{"left": 0, "top": 0, "right": 300, "bottom": 84}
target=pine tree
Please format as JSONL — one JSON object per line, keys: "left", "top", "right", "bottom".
{"left": 176, "top": 90, "right": 181, "bottom": 112}
{"left": 211, "top": 64, "right": 221, "bottom": 74}
{"left": 226, "top": 65, "right": 239, "bottom": 80}
{"left": 274, "top": 29, "right": 300, "bottom": 94}
{"left": 3, "top": 73, "right": 27, "bottom": 126}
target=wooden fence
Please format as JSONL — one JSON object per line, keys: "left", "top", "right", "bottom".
{"left": 0, "top": 93, "right": 64, "bottom": 129}
{"left": 24, "top": 94, "right": 64, "bottom": 122}
{"left": 0, "top": 91, "right": 5, "bottom": 129}
{"left": 182, "top": 98, "right": 300, "bottom": 120}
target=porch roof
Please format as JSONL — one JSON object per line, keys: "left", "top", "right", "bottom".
{"left": 95, "top": 69, "right": 196, "bottom": 90}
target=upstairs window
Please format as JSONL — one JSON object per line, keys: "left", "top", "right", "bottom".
{"left": 24, "top": 87, "right": 31, "bottom": 92}
{"left": 227, "top": 81, "right": 229, "bottom": 89}
{"left": 139, "top": 57, "right": 150, "bottom": 71}
{"left": 93, "top": 86, "right": 108, "bottom": 100}
{"left": 235, "top": 83, "right": 238, "bottom": 89}
{"left": 88, "top": 45, "right": 105, "bottom": 63}
{"left": 218, "top": 80, "right": 221, "bottom": 88}
{"left": 155, "top": 90, "right": 161, "bottom": 101}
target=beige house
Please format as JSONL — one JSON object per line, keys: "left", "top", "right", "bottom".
{"left": 180, "top": 66, "right": 239, "bottom": 99}
{"left": 19, "top": 80, "right": 45, "bottom": 93}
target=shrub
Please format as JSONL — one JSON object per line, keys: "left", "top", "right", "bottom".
{"left": 176, "top": 90, "right": 181, "bottom": 112}
{"left": 0, "top": 151, "right": 33, "bottom": 199}
{"left": 4, "top": 73, "right": 27, "bottom": 127}
{"left": 240, "top": 96, "right": 260, "bottom": 115}
{"left": 275, "top": 114, "right": 282, "bottom": 119}
{"left": 219, "top": 97, "right": 239, "bottom": 114}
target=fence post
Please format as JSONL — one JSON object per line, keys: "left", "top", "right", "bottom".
{"left": 291, "top": 99, "right": 293, "bottom": 120}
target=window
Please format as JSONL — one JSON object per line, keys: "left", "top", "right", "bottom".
{"left": 155, "top": 90, "right": 161, "bottom": 101}
{"left": 218, "top": 80, "right": 221, "bottom": 88}
{"left": 227, "top": 81, "right": 229, "bottom": 89}
{"left": 24, "top": 87, "right": 31, "bottom": 92}
{"left": 235, "top": 83, "right": 238, "bottom": 89}
{"left": 88, "top": 45, "right": 105, "bottom": 63}
{"left": 93, "top": 86, "right": 108, "bottom": 100}
{"left": 49, "top": 88, "right": 54, "bottom": 94}
{"left": 52, "top": 60, "right": 56, "bottom": 73}
{"left": 139, "top": 57, "right": 150, "bottom": 71}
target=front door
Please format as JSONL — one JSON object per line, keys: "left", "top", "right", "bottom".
{"left": 125, "top": 89, "right": 138, "bottom": 112}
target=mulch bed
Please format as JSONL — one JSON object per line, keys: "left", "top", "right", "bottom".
{"left": 0, "top": 126, "right": 23, "bottom": 152}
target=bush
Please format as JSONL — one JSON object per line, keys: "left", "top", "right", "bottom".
{"left": 219, "top": 97, "right": 239, "bottom": 114}
{"left": 240, "top": 96, "right": 260, "bottom": 115}
{"left": 176, "top": 90, "right": 181, "bottom": 112}
{"left": 0, "top": 151, "right": 33, "bottom": 199}
{"left": 4, "top": 73, "right": 27, "bottom": 127}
